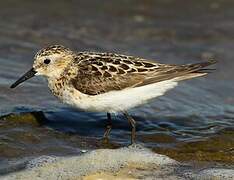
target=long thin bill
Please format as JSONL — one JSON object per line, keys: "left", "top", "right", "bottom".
{"left": 10, "top": 68, "right": 37, "bottom": 88}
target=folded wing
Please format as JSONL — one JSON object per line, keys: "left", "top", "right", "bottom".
{"left": 70, "top": 52, "right": 216, "bottom": 95}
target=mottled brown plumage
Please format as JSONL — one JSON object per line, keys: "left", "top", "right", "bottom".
{"left": 68, "top": 52, "right": 216, "bottom": 95}
{"left": 35, "top": 45, "right": 72, "bottom": 59}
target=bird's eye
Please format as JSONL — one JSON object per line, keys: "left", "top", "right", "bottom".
{"left": 44, "top": 59, "right": 51, "bottom": 64}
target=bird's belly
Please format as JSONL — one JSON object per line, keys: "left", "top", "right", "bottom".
{"left": 61, "top": 79, "right": 178, "bottom": 113}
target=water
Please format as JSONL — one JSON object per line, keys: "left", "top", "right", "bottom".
{"left": 0, "top": 0, "right": 234, "bottom": 168}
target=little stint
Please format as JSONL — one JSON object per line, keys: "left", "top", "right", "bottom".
{"left": 10, "top": 45, "right": 216, "bottom": 144}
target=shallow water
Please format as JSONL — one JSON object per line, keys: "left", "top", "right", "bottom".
{"left": 0, "top": 0, "right": 234, "bottom": 170}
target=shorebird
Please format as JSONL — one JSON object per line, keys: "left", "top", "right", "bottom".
{"left": 10, "top": 45, "right": 216, "bottom": 144}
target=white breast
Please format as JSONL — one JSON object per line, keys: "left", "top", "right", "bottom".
{"left": 60, "top": 79, "right": 178, "bottom": 113}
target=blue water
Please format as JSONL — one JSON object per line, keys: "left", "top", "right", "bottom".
{"left": 0, "top": 0, "right": 233, "bottom": 165}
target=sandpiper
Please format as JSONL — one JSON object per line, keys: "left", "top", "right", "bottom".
{"left": 10, "top": 45, "right": 216, "bottom": 144}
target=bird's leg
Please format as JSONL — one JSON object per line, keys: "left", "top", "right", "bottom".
{"left": 123, "top": 111, "right": 136, "bottom": 144}
{"left": 103, "top": 112, "right": 112, "bottom": 140}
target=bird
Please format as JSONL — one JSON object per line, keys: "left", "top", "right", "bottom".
{"left": 10, "top": 45, "right": 217, "bottom": 144}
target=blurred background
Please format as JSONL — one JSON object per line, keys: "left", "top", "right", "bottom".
{"left": 0, "top": 0, "right": 233, "bottom": 168}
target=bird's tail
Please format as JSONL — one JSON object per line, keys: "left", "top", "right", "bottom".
{"left": 175, "top": 58, "right": 217, "bottom": 81}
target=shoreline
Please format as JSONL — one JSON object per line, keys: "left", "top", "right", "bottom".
{"left": 1, "top": 145, "right": 234, "bottom": 180}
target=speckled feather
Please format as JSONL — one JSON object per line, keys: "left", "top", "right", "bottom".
{"left": 35, "top": 45, "right": 72, "bottom": 59}
{"left": 66, "top": 51, "right": 216, "bottom": 95}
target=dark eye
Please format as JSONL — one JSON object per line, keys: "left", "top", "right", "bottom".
{"left": 44, "top": 59, "right": 51, "bottom": 64}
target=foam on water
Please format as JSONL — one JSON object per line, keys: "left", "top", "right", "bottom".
{"left": 2, "top": 145, "right": 178, "bottom": 179}
{"left": 2, "top": 145, "right": 234, "bottom": 180}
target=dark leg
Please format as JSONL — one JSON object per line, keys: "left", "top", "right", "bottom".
{"left": 103, "top": 112, "right": 112, "bottom": 139}
{"left": 123, "top": 111, "right": 136, "bottom": 144}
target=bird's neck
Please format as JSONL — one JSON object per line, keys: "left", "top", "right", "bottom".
{"left": 47, "top": 65, "right": 77, "bottom": 98}
{"left": 47, "top": 75, "right": 67, "bottom": 98}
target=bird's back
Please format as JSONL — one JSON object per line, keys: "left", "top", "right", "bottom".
{"left": 68, "top": 52, "right": 216, "bottom": 96}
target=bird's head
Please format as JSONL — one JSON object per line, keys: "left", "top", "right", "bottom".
{"left": 10, "top": 45, "right": 74, "bottom": 88}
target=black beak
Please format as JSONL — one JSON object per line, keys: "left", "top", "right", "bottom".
{"left": 10, "top": 68, "right": 37, "bottom": 88}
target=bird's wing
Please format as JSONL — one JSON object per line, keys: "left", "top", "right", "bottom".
{"left": 70, "top": 52, "right": 216, "bottom": 95}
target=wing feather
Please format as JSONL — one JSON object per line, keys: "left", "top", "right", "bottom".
{"left": 70, "top": 53, "right": 216, "bottom": 95}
